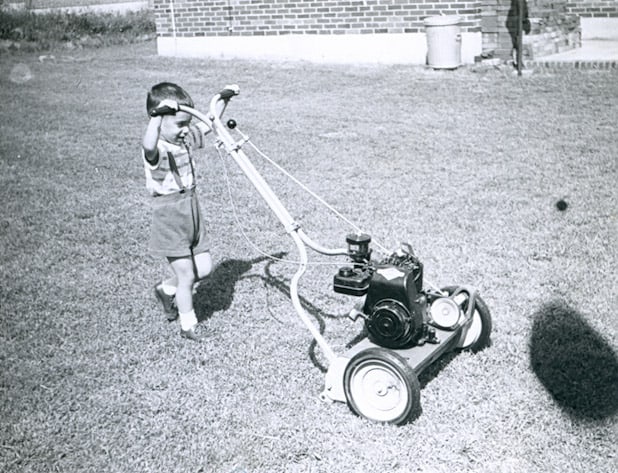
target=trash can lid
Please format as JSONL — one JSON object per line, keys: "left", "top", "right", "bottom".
{"left": 423, "top": 15, "right": 461, "bottom": 27}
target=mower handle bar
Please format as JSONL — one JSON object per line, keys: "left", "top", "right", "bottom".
{"left": 149, "top": 85, "right": 240, "bottom": 119}
{"left": 210, "top": 85, "right": 346, "bottom": 362}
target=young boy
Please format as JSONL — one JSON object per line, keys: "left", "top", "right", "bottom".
{"left": 142, "top": 82, "right": 212, "bottom": 341}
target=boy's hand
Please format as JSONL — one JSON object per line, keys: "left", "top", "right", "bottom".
{"left": 150, "top": 99, "right": 179, "bottom": 117}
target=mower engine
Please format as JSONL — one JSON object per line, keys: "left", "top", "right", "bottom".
{"left": 333, "top": 234, "right": 439, "bottom": 349}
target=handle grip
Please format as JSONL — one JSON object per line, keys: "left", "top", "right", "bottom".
{"left": 150, "top": 105, "right": 177, "bottom": 117}
{"left": 219, "top": 84, "right": 240, "bottom": 100}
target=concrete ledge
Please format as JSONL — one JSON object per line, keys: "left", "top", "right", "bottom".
{"left": 157, "top": 33, "right": 482, "bottom": 65}
{"left": 527, "top": 60, "right": 617, "bottom": 70}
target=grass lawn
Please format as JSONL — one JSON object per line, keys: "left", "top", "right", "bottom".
{"left": 0, "top": 42, "right": 617, "bottom": 473}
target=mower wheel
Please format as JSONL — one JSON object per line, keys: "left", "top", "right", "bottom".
{"left": 343, "top": 347, "right": 421, "bottom": 425}
{"left": 442, "top": 286, "right": 492, "bottom": 352}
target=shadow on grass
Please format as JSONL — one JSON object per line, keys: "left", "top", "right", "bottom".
{"left": 259, "top": 258, "right": 346, "bottom": 373}
{"left": 416, "top": 351, "right": 460, "bottom": 389}
{"left": 194, "top": 254, "right": 346, "bottom": 372}
{"left": 530, "top": 300, "right": 618, "bottom": 421}
{"left": 193, "top": 253, "right": 286, "bottom": 321}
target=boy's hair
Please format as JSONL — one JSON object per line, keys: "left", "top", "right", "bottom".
{"left": 146, "top": 82, "right": 194, "bottom": 116}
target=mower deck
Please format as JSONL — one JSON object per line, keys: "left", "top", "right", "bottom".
{"left": 346, "top": 326, "right": 461, "bottom": 375}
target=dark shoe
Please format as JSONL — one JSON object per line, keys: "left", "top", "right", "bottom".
{"left": 180, "top": 325, "right": 204, "bottom": 342}
{"left": 154, "top": 283, "right": 178, "bottom": 321}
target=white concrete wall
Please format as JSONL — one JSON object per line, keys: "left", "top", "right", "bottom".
{"left": 157, "top": 32, "right": 482, "bottom": 66}
{"left": 581, "top": 18, "right": 618, "bottom": 40}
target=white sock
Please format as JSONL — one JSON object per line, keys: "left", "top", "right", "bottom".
{"left": 161, "top": 281, "right": 176, "bottom": 296}
{"left": 179, "top": 310, "right": 198, "bottom": 331}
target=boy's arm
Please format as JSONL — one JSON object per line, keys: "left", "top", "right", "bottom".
{"left": 143, "top": 99, "right": 179, "bottom": 165}
{"left": 142, "top": 115, "right": 162, "bottom": 165}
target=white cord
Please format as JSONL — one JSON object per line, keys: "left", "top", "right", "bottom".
{"left": 245, "top": 138, "right": 391, "bottom": 255}
{"left": 215, "top": 144, "right": 345, "bottom": 267}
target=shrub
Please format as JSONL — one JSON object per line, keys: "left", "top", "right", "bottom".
{"left": 0, "top": 8, "right": 155, "bottom": 50}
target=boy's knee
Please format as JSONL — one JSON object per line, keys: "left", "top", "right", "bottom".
{"left": 194, "top": 252, "right": 213, "bottom": 280}
{"left": 196, "top": 264, "right": 212, "bottom": 280}
{"left": 169, "top": 256, "right": 197, "bottom": 287}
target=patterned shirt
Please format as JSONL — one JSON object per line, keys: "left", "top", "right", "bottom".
{"left": 143, "top": 121, "right": 209, "bottom": 196}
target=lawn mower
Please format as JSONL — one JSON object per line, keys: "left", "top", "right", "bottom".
{"left": 155, "top": 85, "right": 492, "bottom": 425}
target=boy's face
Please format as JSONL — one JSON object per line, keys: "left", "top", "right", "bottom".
{"left": 160, "top": 111, "right": 192, "bottom": 145}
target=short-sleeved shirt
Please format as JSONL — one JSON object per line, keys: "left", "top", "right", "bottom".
{"left": 143, "top": 121, "right": 209, "bottom": 196}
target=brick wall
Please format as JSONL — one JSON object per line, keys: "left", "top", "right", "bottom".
{"left": 152, "top": 0, "right": 483, "bottom": 38}
{"left": 151, "top": 0, "right": 603, "bottom": 62}
{"left": 567, "top": 0, "right": 618, "bottom": 17}
{"left": 482, "top": 0, "right": 581, "bottom": 59}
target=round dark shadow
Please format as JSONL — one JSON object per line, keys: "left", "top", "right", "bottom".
{"left": 530, "top": 300, "right": 618, "bottom": 420}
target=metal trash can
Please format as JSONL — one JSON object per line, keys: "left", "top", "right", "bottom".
{"left": 424, "top": 15, "right": 462, "bottom": 69}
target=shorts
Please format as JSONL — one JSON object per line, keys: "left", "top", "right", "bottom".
{"left": 149, "top": 188, "right": 209, "bottom": 258}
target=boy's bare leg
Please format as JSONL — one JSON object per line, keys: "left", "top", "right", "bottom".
{"left": 194, "top": 251, "right": 213, "bottom": 279}
{"left": 168, "top": 252, "right": 212, "bottom": 340}
{"left": 191, "top": 251, "right": 213, "bottom": 293}
{"left": 154, "top": 275, "right": 179, "bottom": 321}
